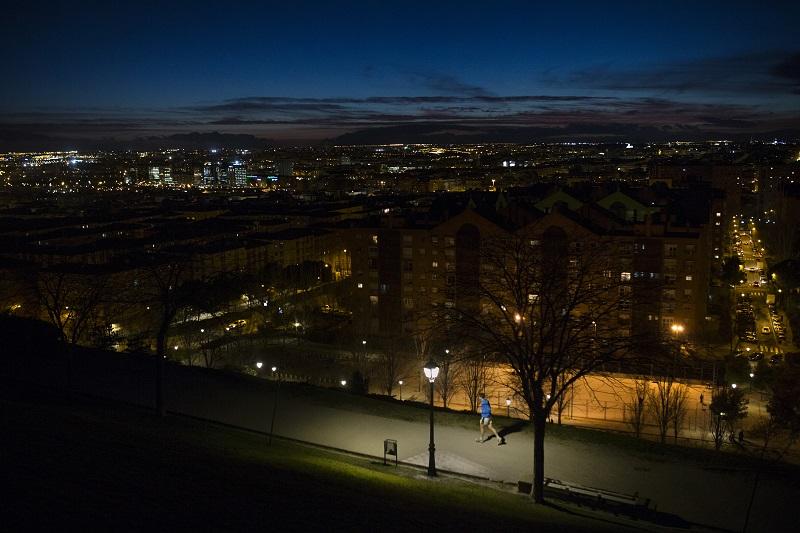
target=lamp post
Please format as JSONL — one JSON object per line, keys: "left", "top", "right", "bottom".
{"left": 506, "top": 397, "right": 512, "bottom": 417}
{"left": 423, "top": 359, "right": 440, "bottom": 477}
{"left": 268, "top": 366, "right": 279, "bottom": 445}
{"left": 293, "top": 321, "right": 301, "bottom": 344}
{"left": 398, "top": 380, "right": 404, "bottom": 401}
{"left": 670, "top": 323, "right": 685, "bottom": 377}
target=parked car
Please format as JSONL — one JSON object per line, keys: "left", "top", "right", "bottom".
{"left": 749, "top": 352, "right": 764, "bottom": 362}
{"left": 226, "top": 319, "right": 247, "bottom": 331}
{"left": 762, "top": 326, "right": 771, "bottom": 335}
{"left": 769, "top": 354, "right": 784, "bottom": 365}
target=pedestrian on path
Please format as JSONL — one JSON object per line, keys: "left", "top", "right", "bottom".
{"left": 700, "top": 393, "right": 704, "bottom": 405}
{"left": 477, "top": 392, "right": 504, "bottom": 445}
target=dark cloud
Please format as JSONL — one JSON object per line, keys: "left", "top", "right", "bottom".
{"left": 187, "top": 94, "right": 615, "bottom": 113}
{"left": 409, "top": 72, "right": 494, "bottom": 97}
{"left": 2, "top": 89, "right": 798, "bottom": 149}
{"left": 771, "top": 53, "right": 800, "bottom": 90}
{"left": 552, "top": 50, "right": 800, "bottom": 95}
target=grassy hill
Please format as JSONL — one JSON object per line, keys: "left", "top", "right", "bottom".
{"left": 2, "top": 380, "right": 637, "bottom": 532}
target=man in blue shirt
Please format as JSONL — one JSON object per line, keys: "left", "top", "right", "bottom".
{"left": 477, "top": 392, "right": 504, "bottom": 445}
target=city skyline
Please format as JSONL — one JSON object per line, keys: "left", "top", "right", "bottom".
{"left": 2, "top": 1, "right": 799, "bottom": 149}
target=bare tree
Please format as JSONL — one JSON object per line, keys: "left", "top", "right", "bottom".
{"left": 647, "top": 377, "right": 689, "bottom": 444}
{"left": 625, "top": 378, "right": 648, "bottom": 438}
{"left": 459, "top": 353, "right": 488, "bottom": 413}
{"left": 37, "top": 268, "right": 109, "bottom": 347}
{"left": 553, "top": 372, "right": 572, "bottom": 425}
{"left": 36, "top": 267, "right": 111, "bottom": 386}
{"left": 377, "top": 335, "right": 405, "bottom": 396}
{"left": 141, "top": 255, "right": 191, "bottom": 416}
{"left": 412, "top": 323, "right": 432, "bottom": 364}
{"left": 671, "top": 384, "right": 690, "bottom": 443}
{"left": 446, "top": 224, "right": 654, "bottom": 503}
{"left": 435, "top": 349, "right": 461, "bottom": 409}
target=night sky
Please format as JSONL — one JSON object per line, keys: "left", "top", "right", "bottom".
{"left": 2, "top": 1, "right": 799, "bottom": 146}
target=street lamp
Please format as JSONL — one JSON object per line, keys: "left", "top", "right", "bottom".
{"left": 256, "top": 361, "right": 263, "bottom": 369}
{"left": 268, "top": 366, "right": 279, "bottom": 445}
{"left": 398, "top": 380, "right": 404, "bottom": 401}
{"left": 506, "top": 397, "right": 512, "bottom": 417}
{"left": 340, "top": 379, "right": 347, "bottom": 387}
{"left": 423, "top": 359, "right": 440, "bottom": 477}
{"left": 731, "top": 383, "right": 738, "bottom": 389}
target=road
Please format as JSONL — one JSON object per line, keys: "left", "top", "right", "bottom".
{"left": 731, "top": 216, "right": 794, "bottom": 359}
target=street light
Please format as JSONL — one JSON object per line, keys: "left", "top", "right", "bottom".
{"left": 256, "top": 361, "right": 263, "bottom": 369}
{"left": 423, "top": 359, "right": 440, "bottom": 477}
{"left": 506, "top": 397, "right": 512, "bottom": 417}
{"left": 340, "top": 379, "right": 347, "bottom": 387}
{"left": 731, "top": 383, "right": 738, "bottom": 389}
{"left": 398, "top": 380, "right": 404, "bottom": 401}
{"left": 268, "top": 366, "right": 279, "bottom": 445}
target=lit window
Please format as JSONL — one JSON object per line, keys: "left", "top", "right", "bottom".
{"left": 432, "top": 261, "right": 438, "bottom": 268}
{"left": 621, "top": 272, "right": 631, "bottom": 281}
{"left": 371, "top": 235, "right": 378, "bottom": 244}
{"left": 716, "top": 212, "right": 721, "bottom": 217}
{"left": 685, "top": 275, "right": 692, "bottom": 281}
{"left": 357, "top": 282, "right": 363, "bottom": 289}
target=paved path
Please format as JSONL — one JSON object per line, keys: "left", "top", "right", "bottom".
{"left": 8, "top": 351, "right": 799, "bottom": 532}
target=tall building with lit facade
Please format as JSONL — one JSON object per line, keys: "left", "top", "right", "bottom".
{"left": 148, "top": 166, "right": 173, "bottom": 186}
{"left": 345, "top": 187, "right": 714, "bottom": 341}
{"left": 227, "top": 163, "right": 247, "bottom": 187}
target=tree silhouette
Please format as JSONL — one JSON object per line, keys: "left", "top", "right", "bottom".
{"left": 446, "top": 223, "right": 655, "bottom": 502}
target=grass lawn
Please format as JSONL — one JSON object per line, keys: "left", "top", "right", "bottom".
{"left": 2, "top": 380, "right": 637, "bottom": 532}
